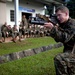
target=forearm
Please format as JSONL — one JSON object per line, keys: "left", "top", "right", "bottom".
{"left": 50, "top": 27, "right": 72, "bottom": 43}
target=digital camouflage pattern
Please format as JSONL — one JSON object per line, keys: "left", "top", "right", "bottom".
{"left": 50, "top": 18, "right": 75, "bottom": 75}
{"left": 54, "top": 53, "right": 75, "bottom": 75}
{"left": 50, "top": 18, "right": 75, "bottom": 52}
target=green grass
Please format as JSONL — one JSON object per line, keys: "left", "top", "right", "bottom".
{"left": 0, "top": 47, "right": 63, "bottom": 75}
{"left": 0, "top": 37, "right": 56, "bottom": 55}
{"left": 0, "top": 37, "right": 64, "bottom": 75}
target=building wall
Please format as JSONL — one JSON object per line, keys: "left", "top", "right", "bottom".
{"left": 6, "top": 0, "right": 45, "bottom": 27}
{"left": 0, "top": 2, "right": 6, "bottom": 25}
{"left": 0, "top": 2, "right": 6, "bottom": 33}
{"left": 6, "top": 1, "right": 14, "bottom": 27}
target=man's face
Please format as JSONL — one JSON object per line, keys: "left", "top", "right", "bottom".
{"left": 4, "top": 22, "right": 7, "bottom": 26}
{"left": 56, "top": 10, "right": 68, "bottom": 23}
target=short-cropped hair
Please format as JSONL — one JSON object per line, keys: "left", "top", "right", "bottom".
{"left": 55, "top": 6, "right": 69, "bottom": 14}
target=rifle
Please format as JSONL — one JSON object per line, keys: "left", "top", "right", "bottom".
{"left": 29, "top": 14, "right": 58, "bottom": 26}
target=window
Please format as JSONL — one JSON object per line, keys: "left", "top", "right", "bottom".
{"left": 10, "top": 10, "right": 14, "bottom": 22}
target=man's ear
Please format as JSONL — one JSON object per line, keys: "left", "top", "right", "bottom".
{"left": 65, "top": 12, "right": 69, "bottom": 16}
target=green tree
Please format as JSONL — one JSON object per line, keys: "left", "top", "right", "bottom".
{"left": 67, "top": 0, "right": 75, "bottom": 18}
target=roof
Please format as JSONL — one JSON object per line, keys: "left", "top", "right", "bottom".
{"left": 35, "top": 0, "right": 65, "bottom": 5}
{"left": 0, "top": 0, "right": 65, "bottom": 5}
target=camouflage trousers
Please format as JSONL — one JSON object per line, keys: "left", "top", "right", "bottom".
{"left": 54, "top": 52, "right": 75, "bottom": 75}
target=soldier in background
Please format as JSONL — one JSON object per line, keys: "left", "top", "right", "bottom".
{"left": 12, "top": 25, "right": 18, "bottom": 43}
{"left": 44, "top": 6, "right": 75, "bottom": 75}
{"left": 28, "top": 25, "right": 34, "bottom": 38}
{"left": 0, "top": 28, "right": 2, "bottom": 43}
{"left": 43, "top": 27, "right": 48, "bottom": 36}
{"left": 34, "top": 25, "right": 40, "bottom": 37}
{"left": 22, "top": 15, "right": 28, "bottom": 29}
{"left": 7, "top": 25, "right": 12, "bottom": 37}
{"left": 28, "top": 25, "right": 32, "bottom": 38}
{"left": 22, "top": 15, "right": 29, "bottom": 38}
{"left": 1, "top": 22, "right": 8, "bottom": 42}
{"left": 19, "top": 22, "right": 23, "bottom": 41}
{"left": 39, "top": 26, "right": 44, "bottom": 37}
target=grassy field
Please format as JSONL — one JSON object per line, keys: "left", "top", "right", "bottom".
{"left": 0, "top": 37, "right": 56, "bottom": 55}
{"left": 0, "top": 37, "right": 63, "bottom": 75}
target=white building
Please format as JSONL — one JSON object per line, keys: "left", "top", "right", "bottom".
{"left": 0, "top": 0, "right": 63, "bottom": 28}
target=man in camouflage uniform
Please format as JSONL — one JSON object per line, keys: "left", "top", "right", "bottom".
{"left": 39, "top": 25, "right": 44, "bottom": 37}
{"left": 12, "top": 25, "right": 18, "bottom": 43}
{"left": 19, "top": 22, "right": 23, "bottom": 41}
{"left": 28, "top": 25, "right": 35, "bottom": 38}
{"left": 33, "top": 25, "right": 39, "bottom": 37}
{"left": 22, "top": 15, "right": 28, "bottom": 29}
{"left": 7, "top": 25, "right": 12, "bottom": 37}
{"left": 22, "top": 15, "right": 29, "bottom": 38}
{"left": 44, "top": 6, "right": 75, "bottom": 75}
{"left": 1, "top": 22, "right": 8, "bottom": 42}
